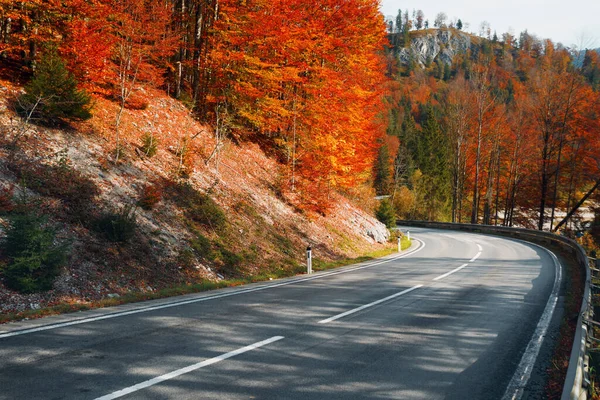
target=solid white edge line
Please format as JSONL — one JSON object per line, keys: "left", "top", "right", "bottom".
{"left": 469, "top": 252, "right": 482, "bottom": 262}
{"left": 501, "top": 240, "right": 562, "bottom": 400}
{"left": 93, "top": 336, "right": 284, "bottom": 400}
{"left": 1, "top": 239, "right": 427, "bottom": 339}
{"left": 477, "top": 244, "right": 483, "bottom": 252}
{"left": 318, "top": 285, "right": 423, "bottom": 324}
{"left": 433, "top": 263, "right": 470, "bottom": 281}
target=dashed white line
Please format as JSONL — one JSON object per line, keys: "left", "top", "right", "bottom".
{"left": 93, "top": 336, "right": 285, "bottom": 400}
{"left": 470, "top": 252, "right": 482, "bottom": 262}
{"left": 318, "top": 285, "right": 423, "bottom": 324}
{"left": 477, "top": 244, "right": 483, "bottom": 252}
{"left": 433, "top": 263, "right": 470, "bottom": 281}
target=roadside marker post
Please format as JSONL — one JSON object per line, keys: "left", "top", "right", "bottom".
{"left": 306, "top": 246, "right": 312, "bottom": 274}
{"left": 407, "top": 231, "right": 410, "bottom": 241}
{"left": 398, "top": 236, "right": 401, "bottom": 252}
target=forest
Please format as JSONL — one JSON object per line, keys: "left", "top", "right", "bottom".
{"left": 376, "top": 11, "right": 600, "bottom": 232}
{"left": 0, "top": 0, "right": 388, "bottom": 212}
{"left": 2, "top": 1, "right": 600, "bottom": 232}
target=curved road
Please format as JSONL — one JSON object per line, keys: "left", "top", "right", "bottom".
{"left": 0, "top": 228, "right": 559, "bottom": 400}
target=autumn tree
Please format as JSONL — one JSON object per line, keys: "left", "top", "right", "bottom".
{"left": 107, "top": 0, "right": 176, "bottom": 161}
{"left": 434, "top": 13, "right": 447, "bottom": 28}
{"left": 207, "top": 0, "right": 387, "bottom": 211}
{"left": 468, "top": 62, "right": 499, "bottom": 223}
{"left": 443, "top": 76, "right": 472, "bottom": 222}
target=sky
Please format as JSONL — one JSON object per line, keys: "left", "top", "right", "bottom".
{"left": 380, "top": 0, "right": 600, "bottom": 49}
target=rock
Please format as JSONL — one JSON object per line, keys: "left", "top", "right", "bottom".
{"left": 107, "top": 293, "right": 120, "bottom": 299}
{"left": 30, "top": 303, "right": 41, "bottom": 310}
{"left": 398, "top": 29, "right": 472, "bottom": 67}
{"left": 216, "top": 273, "right": 224, "bottom": 280}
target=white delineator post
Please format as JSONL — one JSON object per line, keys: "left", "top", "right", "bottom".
{"left": 407, "top": 231, "right": 410, "bottom": 241}
{"left": 306, "top": 245, "right": 312, "bottom": 274}
{"left": 398, "top": 236, "right": 401, "bottom": 252}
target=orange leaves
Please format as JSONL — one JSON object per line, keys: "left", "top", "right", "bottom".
{"left": 208, "top": 0, "right": 388, "bottom": 211}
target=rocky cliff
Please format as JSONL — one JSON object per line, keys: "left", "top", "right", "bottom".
{"left": 398, "top": 29, "right": 474, "bottom": 66}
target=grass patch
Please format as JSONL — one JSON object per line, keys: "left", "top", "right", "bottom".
{"left": 313, "top": 238, "right": 412, "bottom": 272}
{"left": 164, "top": 181, "right": 226, "bottom": 231}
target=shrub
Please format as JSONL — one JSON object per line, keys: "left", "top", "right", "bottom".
{"left": 18, "top": 48, "right": 91, "bottom": 125}
{"left": 376, "top": 199, "right": 396, "bottom": 228}
{"left": 190, "top": 233, "right": 213, "bottom": 260}
{"left": 0, "top": 212, "right": 68, "bottom": 293}
{"left": 93, "top": 206, "right": 137, "bottom": 243}
{"left": 213, "top": 242, "right": 243, "bottom": 277}
{"left": 141, "top": 133, "right": 159, "bottom": 157}
{"left": 165, "top": 182, "right": 226, "bottom": 231}
{"left": 0, "top": 185, "right": 14, "bottom": 214}
{"left": 138, "top": 183, "right": 162, "bottom": 210}
{"left": 125, "top": 94, "right": 149, "bottom": 110}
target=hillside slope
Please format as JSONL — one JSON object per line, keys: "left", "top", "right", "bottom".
{"left": 0, "top": 81, "right": 389, "bottom": 316}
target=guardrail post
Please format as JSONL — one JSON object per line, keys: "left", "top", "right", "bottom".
{"left": 306, "top": 245, "right": 312, "bottom": 274}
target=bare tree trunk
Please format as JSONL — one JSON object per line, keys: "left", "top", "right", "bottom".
{"left": 493, "top": 147, "right": 501, "bottom": 226}
{"left": 538, "top": 132, "right": 550, "bottom": 230}
{"left": 554, "top": 179, "right": 600, "bottom": 232}
{"left": 471, "top": 122, "right": 482, "bottom": 224}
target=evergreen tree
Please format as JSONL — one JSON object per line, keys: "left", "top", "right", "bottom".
{"left": 18, "top": 48, "right": 92, "bottom": 125}
{"left": 456, "top": 19, "right": 463, "bottom": 30}
{"left": 400, "top": 112, "right": 418, "bottom": 157}
{"left": 376, "top": 199, "right": 396, "bottom": 228}
{"left": 395, "top": 9, "right": 403, "bottom": 34}
{"left": 443, "top": 63, "right": 452, "bottom": 81}
{"left": 434, "top": 59, "right": 443, "bottom": 79}
{"left": 374, "top": 142, "right": 392, "bottom": 195}
{"left": 416, "top": 107, "right": 451, "bottom": 219}
{"left": 0, "top": 212, "right": 68, "bottom": 293}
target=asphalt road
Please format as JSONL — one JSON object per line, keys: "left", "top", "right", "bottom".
{"left": 0, "top": 228, "right": 559, "bottom": 400}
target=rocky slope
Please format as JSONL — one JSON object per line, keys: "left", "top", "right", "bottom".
{"left": 0, "top": 80, "right": 389, "bottom": 316}
{"left": 398, "top": 29, "right": 475, "bottom": 66}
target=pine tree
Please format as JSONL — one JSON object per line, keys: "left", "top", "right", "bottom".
{"left": 0, "top": 212, "right": 68, "bottom": 293}
{"left": 376, "top": 199, "right": 396, "bottom": 228}
{"left": 456, "top": 19, "right": 463, "bottom": 30}
{"left": 443, "top": 63, "right": 452, "bottom": 81}
{"left": 374, "top": 142, "right": 392, "bottom": 196}
{"left": 18, "top": 48, "right": 92, "bottom": 125}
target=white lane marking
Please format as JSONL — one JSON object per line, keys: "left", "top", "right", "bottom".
{"left": 433, "top": 263, "right": 469, "bottom": 281}
{"left": 501, "top": 241, "right": 562, "bottom": 400}
{"left": 0, "top": 240, "right": 427, "bottom": 339}
{"left": 469, "top": 252, "right": 482, "bottom": 262}
{"left": 477, "top": 244, "right": 483, "bottom": 252}
{"left": 94, "top": 336, "right": 284, "bottom": 400}
{"left": 318, "top": 285, "right": 422, "bottom": 324}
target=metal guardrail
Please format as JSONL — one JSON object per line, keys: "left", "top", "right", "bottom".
{"left": 397, "top": 221, "right": 592, "bottom": 400}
